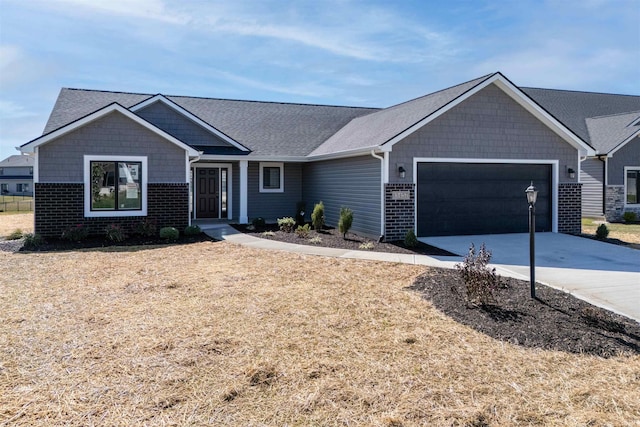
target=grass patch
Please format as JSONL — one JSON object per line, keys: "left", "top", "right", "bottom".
{"left": 0, "top": 212, "right": 33, "bottom": 238}
{"left": 582, "top": 218, "right": 640, "bottom": 245}
{"left": 1, "top": 242, "right": 638, "bottom": 425}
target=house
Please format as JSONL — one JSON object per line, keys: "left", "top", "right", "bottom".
{"left": 21, "top": 72, "right": 613, "bottom": 240}
{"left": 0, "top": 155, "right": 34, "bottom": 196}
{"left": 522, "top": 88, "right": 640, "bottom": 222}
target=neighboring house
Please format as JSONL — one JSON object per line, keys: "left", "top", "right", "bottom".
{"left": 21, "top": 72, "right": 604, "bottom": 239}
{"left": 0, "top": 155, "right": 34, "bottom": 196}
{"left": 523, "top": 88, "right": 640, "bottom": 222}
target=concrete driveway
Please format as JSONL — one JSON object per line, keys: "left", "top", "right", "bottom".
{"left": 421, "top": 233, "right": 640, "bottom": 322}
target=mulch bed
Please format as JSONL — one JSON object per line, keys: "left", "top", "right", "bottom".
{"left": 0, "top": 233, "right": 214, "bottom": 253}
{"left": 232, "top": 224, "right": 458, "bottom": 256}
{"left": 410, "top": 268, "right": 640, "bottom": 358}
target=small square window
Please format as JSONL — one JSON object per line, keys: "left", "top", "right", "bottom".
{"left": 259, "top": 162, "right": 284, "bottom": 193}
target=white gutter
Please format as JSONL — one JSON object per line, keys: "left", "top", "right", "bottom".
{"left": 370, "top": 149, "right": 385, "bottom": 240}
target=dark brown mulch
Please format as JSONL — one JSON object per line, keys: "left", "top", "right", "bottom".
{"left": 9, "top": 233, "right": 214, "bottom": 253}
{"left": 232, "top": 224, "right": 458, "bottom": 256}
{"left": 410, "top": 268, "right": 640, "bottom": 358}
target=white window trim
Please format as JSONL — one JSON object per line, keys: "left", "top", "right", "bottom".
{"left": 624, "top": 166, "right": 640, "bottom": 207}
{"left": 259, "top": 162, "right": 284, "bottom": 193}
{"left": 84, "top": 155, "right": 148, "bottom": 218}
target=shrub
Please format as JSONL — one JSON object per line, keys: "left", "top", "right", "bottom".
{"left": 252, "top": 217, "right": 266, "bottom": 229}
{"left": 7, "top": 228, "right": 23, "bottom": 240}
{"left": 159, "top": 226, "right": 179, "bottom": 241}
{"left": 309, "top": 236, "right": 322, "bottom": 244}
{"left": 311, "top": 201, "right": 324, "bottom": 231}
{"left": 277, "top": 217, "right": 296, "bottom": 233}
{"left": 338, "top": 206, "right": 353, "bottom": 239}
{"left": 455, "top": 243, "right": 500, "bottom": 306}
{"left": 623, "top": 211, "right": 637, "bottom": 223}
{"left": 404, "top": 229, "right": 418, "bottom": 248}
{"left": 295, "top": 224, "right": 310, "bottom": 238}
{"left": 132, "top": 219, "right": 157, "bottom": 237}
{"left": 62, "top": 224, "right": 88, "bottom": 242}
{"left": 295, "top": 201, "right": 306, "bottom": 226}
{"left": 359, "top": 241, "right": 374, "bottom": 250}
{"left": 262, "top": 230, "right": 275, "bottom": 237}
{"left": 105, "top": 224, "right": 126, "bottom": 243}
{"left": 184, "top": 225, "right": 201, "bottom": 236}
{"left": 23, "top": 233, "right": 44, "bottom": 249}
{"left": 595, "top": 223, "right": 609, "bottom": 240}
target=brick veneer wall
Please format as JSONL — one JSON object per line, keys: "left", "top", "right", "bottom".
{"left": 558, "top": 183, "right": 582, "bottom": 234}
{"left": 384, "top": 183, "right": 415, "bottom": 241}
{"left": 34, "top": 183, "right": 189, "bottom": 238}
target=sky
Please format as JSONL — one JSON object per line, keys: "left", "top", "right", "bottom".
{"left": 0, "top": 0, "right": 639, "bottom": 160}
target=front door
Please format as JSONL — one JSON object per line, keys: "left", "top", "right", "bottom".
{"left": 196, "top": 168, "right": 219, "bottom": 218}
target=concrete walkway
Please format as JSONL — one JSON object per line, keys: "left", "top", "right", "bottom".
{"left": 202, "top": 224, "right": 640, "bottom": 323}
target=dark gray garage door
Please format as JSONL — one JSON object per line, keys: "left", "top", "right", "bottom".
{"left": 417, "top": 162, "right": 552, "bottom": 236}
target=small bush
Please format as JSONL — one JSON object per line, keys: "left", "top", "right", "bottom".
{"left": 7, "top": 228, "right": 23, "bottom": 240}
{"left": 404, "top": 229, "right": 418, "bottom": 248}
{"left": 184, "top": 225, "right": 201, "bottom": 236}
{"left": 623, "top": 211, "right": 637, "bottom": 223}
{"left": 311, "top": 201, "right": 325, "bottom": 231}
{"left": 309, "top": 236, "right": 322, "bottom": 244}
{"left": 159, "top": 226, "right": 179, "bottom": 241}
{"left": 105, "top": 224, "right": 126, "bottom": 243}
{"left": 359, "top": 241, "right": 374, "bottom": 250}
{"left": 595, "top": 223, "right": 609, "bottom": 240}
{"left": 338, "top": 206, "right": 353, "bottom": 239}
{"left": 252, "top": 217, "right": 266, "bottom": 229}
{"left": 62, "top": 224, "right": 89, "bottom": 242}
{"left": 295, "top": 224, "right": 310, "bottom": 238}
{"left": 23, "top": 233, "right": 44, "bottom": 249}
{"left": 455, "top": 243, "right": 500, "bottom": 306}
{"left": 262, "top": 230, "right": 275, "bottom": 237}
{"left": 132, "top": 219, "right": 157, "bottom": 237}
{"left": 277, "top": 217, "right": 296, "bottom": 233}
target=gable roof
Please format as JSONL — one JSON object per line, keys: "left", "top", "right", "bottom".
{"left": 522, "top": 87, "right": 640, "bottom": 153}
{"left": 43, "top": 88, "right": 378, "bottom": 158}
{"left": 0, "top": 154, "right": 34, "bottom": 168}
{"left": 586, "top": 111, "right": 640, "bottom": 155}
{"left": 22, "top": 103, "right": 200, "bottom": 157}
{"left": 310, "top": 72, "right": 594, "bottom": 157}
{"left": 129, "top": 95, "right": 250, "bottom": 152}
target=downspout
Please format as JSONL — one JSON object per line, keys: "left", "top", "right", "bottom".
{"left": 371, "top": 149, "right": 385, "bottom": 241}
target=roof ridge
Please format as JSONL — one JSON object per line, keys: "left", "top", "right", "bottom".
{"left": 586, "top": 110, "right": 640, "bottom": 120}
{"left": 522, "top": 86, "right": 640, "bottom": 98}
{"left": 382, "top": 72, "right": 495, "bottom": 110}
{"left": 61, "top": 87, "right": 380, "bottom": 111}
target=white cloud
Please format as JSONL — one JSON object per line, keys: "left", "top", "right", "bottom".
{"left": 0, "top": 100, "right": 38, "bottom": 119}
{"left": 33, "top": 0, "right": 189, "bottom": 24}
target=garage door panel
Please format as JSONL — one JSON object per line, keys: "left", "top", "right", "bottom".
{"left": 417, "top": 162, "right": 552, "bottom": 236}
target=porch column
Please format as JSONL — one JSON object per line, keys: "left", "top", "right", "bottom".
{"left": 239, "top": 160, "right": 248, "bottom": 223}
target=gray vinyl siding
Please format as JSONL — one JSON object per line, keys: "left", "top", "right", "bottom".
{"left": 136, "top": 101, "right": 231, "bottom": 147}
{"left": 0, "top": 166, "right": 32, "bottom": 176}
{"left": 302, "top": 156, "right": 381, "bottom": 238}
{"left": 389, "top": 84, "right": 579, "bottom": 184}
{"left": 581, "top": 157, "right": 604, "bottom": 216}
{"left": 247, "top": 162, "right": 302, "bottom": 220}
{"left": 607, "top": 136, "right": 640, "bottom": 186}
{"left": 38, "top": 111, "right": 187, "bottom": 183}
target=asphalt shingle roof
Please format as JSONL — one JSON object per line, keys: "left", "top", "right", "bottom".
{"left": 44, "top": 89, "right": 378, "bottom": 157}
{"left": 585, "top": 111, "right": 640, "bottom": 153}
{"left": 0, "top": 154, "right": 34, "bottom": 167}
{"left": 522, "top": 87, "right": 640, "bottom": 150}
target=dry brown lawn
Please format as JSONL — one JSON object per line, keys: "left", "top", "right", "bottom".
{"left": 0, "top": 213, "right": 33, "bottom": 238}
{"left": 582, "top": 218, "right": 640, "bottom": 245}
{"left": 1, "top": 242, "right": 639, "bottom": 426}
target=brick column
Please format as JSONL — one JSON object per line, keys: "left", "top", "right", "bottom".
{"left": 558, "top": 183, "right": 581, "bottom": 234}
{"left": 384, "top": 183, "right": 415, "bottom": 241}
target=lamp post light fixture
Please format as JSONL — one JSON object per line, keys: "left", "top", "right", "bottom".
{"left": 525, "top": 182, "right": 538, "bottom": 299}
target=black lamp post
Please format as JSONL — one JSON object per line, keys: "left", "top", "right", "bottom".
{"left": 525, "top": 182, "right": 538, "bottom": 299}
